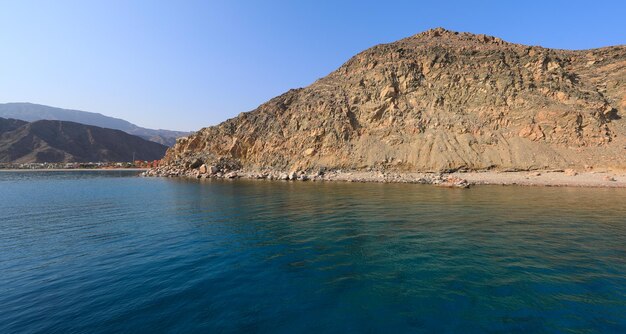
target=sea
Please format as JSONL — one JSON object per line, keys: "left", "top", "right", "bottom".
{"left": 1, "top": 170, "right": 625, "bottom": 333}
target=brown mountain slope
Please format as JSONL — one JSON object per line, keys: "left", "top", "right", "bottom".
{"left": 160, "top": 28, "right": 626, "bottom": 175}
{"left": 0, "top": 118, "right": 168, "bottom": 163}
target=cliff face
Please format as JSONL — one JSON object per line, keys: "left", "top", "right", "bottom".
{"left": 162, "top": 28, "right": 626, "bottom": 174}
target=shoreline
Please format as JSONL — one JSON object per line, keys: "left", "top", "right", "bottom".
{"left": 0, "top": 168, "right": 149, "bottom": 172}
{"left": 449, "top": 170, "right": 626, "bottom": 188}
{"left": 144, "top": 167, "right": 626, "bottom": 188}
{"left": 310, "top": 170, "right": 626, "bottom": 188}
{"left": 3, "top": 166, "right": 625, "bottom": 188}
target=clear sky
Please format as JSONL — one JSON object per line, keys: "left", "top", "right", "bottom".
{"left": 1, "top": 0, "right": 624, "bottom": 131}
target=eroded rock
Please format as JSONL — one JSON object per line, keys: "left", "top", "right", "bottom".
{"left": 149, "top": 28, "right": 626, "bottom": 177}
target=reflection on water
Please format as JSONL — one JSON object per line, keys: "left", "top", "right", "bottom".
{"left": 1, "top": 172, "right": 625, "bottom": 333}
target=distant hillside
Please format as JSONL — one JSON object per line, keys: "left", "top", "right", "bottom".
{"left": 0, "top": 117, "right": 168, "bottom": 163}
{"left": 0, "top": 103, "right": 189, "bottom": 146}
{"left": 0, "top": 118, "right": 27, "bottom": 134}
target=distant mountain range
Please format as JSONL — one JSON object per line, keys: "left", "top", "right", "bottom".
{"left": 0, "top": 117, "right": 168, "bottom": 163}
{"left": 0, "top": 103, "right": 189, "bottom": 146}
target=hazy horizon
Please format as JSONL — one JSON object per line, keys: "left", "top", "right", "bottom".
{"left": 1, "top": 0, "right": 625, "bottom": 131}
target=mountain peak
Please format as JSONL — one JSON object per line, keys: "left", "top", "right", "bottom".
{"left": 418, "top": 27, "right": 456, "bottom": 37}
{"left": 408, "top": 27, "right": 508, "bottom": 46}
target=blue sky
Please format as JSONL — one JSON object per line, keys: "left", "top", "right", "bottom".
{"left": 1, "top": 0, "right": 624, "bottom": 131}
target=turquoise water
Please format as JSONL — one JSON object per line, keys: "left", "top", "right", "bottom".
{"left": 1, "top": 171, "right": 625, "bottom": 333}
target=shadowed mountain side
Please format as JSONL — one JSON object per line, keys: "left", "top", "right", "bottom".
{"left": 0, "top": 118, "right": 28, "bottom": 134}
{"left": 157, "top": 28, "right": 626, "bottom": 175}
{"left": 0, "top": 103, "right": 190, "bottom": 146}
{"left": 0, "top": 118, "right": 168, "bottom": 163}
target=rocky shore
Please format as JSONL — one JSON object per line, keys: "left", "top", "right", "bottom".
{"left": 142, "top": 162, "right": 626, "bottom": 188}
{"left": 142, "top": 162, "right": 470, "bottom": 188}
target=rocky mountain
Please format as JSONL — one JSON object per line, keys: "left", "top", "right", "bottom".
{"left": 157, "top": 28, "right": 626, "bottom": 176}
{"left": 0, "top": 117, "right": 168, "bottom": 163}
{"left": 0, "top": 103, "right": 189, "bottom": 146}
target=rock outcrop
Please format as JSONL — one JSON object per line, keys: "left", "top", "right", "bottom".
{"left": 153, "top": 28, "right": 626, "bottom": 178}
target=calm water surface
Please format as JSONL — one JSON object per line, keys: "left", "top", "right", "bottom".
{"left": 1, "top": 171, "right": 625, "bottom": 333}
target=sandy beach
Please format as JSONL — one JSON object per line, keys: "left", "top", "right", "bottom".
{"left": 451, "top": 170, "right": 626, "bottom": 188}
{"left": 315, "top": 169, "right": 626, "bottom": 188}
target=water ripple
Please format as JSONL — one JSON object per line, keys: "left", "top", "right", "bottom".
{"left": 0, "top": 172, "right": 625, "bottom": 333}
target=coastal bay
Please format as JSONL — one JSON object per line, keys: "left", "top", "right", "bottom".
{"left": 3, "top": 3, "right": 625, "bottom": 333}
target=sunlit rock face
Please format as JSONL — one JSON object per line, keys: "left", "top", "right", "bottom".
{"left": 161, "top": 28, "right": 626, "bottom": 174}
